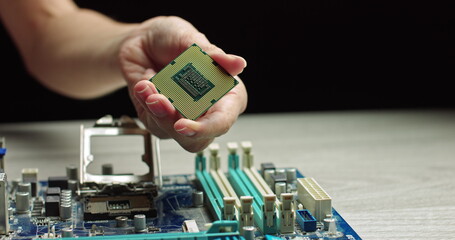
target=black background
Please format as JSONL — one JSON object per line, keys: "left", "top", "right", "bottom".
{"left": 1, "top": 0, "right": 454, "bottom": 123}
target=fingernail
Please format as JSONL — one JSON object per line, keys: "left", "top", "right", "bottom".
{"left": 146, "top": 99, "right": 166, "bottom": 117}
{"left": 238, "top": 56, "right": 247, "bottom": 67}
{"left": 176, "top": 127, "right": 196, "bottom": 137}
{"left": 135, "top": 82, "right": 148, "bottom": 94}
{"left": 144, "top": 69, "right": 155, "bottom": 79}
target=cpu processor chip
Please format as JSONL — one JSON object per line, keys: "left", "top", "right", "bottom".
{"left": 150, "top": 43, "right": 239, "bottom": 120}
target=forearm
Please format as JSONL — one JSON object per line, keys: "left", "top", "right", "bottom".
{"left": 0, "top": 0, "right": 138, "bottom": 99}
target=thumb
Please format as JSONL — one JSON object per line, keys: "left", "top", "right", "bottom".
{"left": 181, "top": 33, "right": 247, "bottom": 76}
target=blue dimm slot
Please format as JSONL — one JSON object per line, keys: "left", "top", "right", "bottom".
{"left": 228, "top": 153, "right": 277, "bottom": 234}
{"left": 195, "top": 154, "right": 224, "bottom": 220}
{"left": 61, "top": 220, "right": 240, "bottom": 240}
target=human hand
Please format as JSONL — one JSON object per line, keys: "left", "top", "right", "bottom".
{"left": 119, "top": 16, "right": 247, "bottom": 152}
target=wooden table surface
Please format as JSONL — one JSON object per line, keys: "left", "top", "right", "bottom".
{"left": 1, "top": 109, "right": 454, "bottom": 239}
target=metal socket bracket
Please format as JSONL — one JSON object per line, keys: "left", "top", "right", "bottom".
{"left": 80, "top": 115, "right": 155, "bottom": 184}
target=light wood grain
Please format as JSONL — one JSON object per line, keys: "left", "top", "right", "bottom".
{"left": 1, "top": 109, "right": 455, "bottom": 239}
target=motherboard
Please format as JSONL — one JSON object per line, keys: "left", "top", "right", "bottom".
{"left": 0, "top": 116, "right": 361, "bottom": 239}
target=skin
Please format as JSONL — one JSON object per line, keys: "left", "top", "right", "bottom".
{"left": 0, "top": 0, "right": 247, "bottom": 152}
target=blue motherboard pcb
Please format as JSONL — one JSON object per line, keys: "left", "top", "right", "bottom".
{"left": 0, "top": 117, "right": 361, "bottom": 240}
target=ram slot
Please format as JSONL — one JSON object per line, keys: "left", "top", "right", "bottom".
{"left": 240, "top": 141, "right": 295, "bottom": 234}
{"left": 208, "top": 144, "right": 241, "bottom": 221}
{"left": 195, "top": 152, "right": 223, "bottom": 220}
{"left": 227, "top": 142, "right": 278, "bottom": 234}
{"left": 240, "top": 142, "right": 274, "bottom": 196}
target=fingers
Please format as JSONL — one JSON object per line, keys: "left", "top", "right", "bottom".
{"left": 180, "top": 30, "right": 247, "bottom": 76}
{"left": 134, "top": 80, "right": 177, "bottom": 120}
{"left": 173, "top": 111, "right": 232, "bottom": 139}
{"left": 133, "top": 80, "right": 206, "bottom": 152}
{"left": 173, "top": 80, "right": 247, "bottom": 140}
{"left": 144, "top": 94, "right": 176, "bottom": 119}
{"left": 197, "top": 43, "right": 246, "bottom": 76}
{"left": 133, "top": 80, "right": 157, "bottom": 104}
{"left": 210, "top": 53, "right": 247, "bottom": 76}
{"left": 133, "top": 76, "right": 246, "bottom": 153}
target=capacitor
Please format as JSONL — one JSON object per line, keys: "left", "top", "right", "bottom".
{"left": 68, "top": 180, "right": 78, "bottom": 194}
{"left": 61, "top": 227, "right": 73, "bottom": 238}
{"left": 15, "top": 192, "right": 30, "bottom": 213}
{"left": 17, "top": 182, "right": 31, "bottom": 197}
{"left": 192, "top": 191, "right": 204, "bottom": 207}
{"left": 134, "top": 214, "right": 147, "bottom": 233}
{"left": 286, "top": 168, "right": 296, "bottom": 183}
{"left": 324, "top": 218, "right": 335, "bottom": 231}
{"left": 328, "top": 219, "right": 337, "bottom": 234}
{"left": 11, "top": 178, "right": 21, "bottom": 193}
{"left": 116, "top": 216, "right": 128, "bottom": 228}
{"left": 102, "top": 164, "right": 114, "bottom": 175}
{"left": 60, "top": 203, "right": 72, "bottom": 220}
{"left": 275, "top": 168, "right": 286, "bottom": 175}
{"left": 263, "top": 169, "right": 275, "bottom": 187}
{"left": 275, "top": 182, "right": 286, "bottom": 196}
{"left": 242, "top": 226, "right": 255, "bottom": 240}
{"left": 66, "top": 165, "right": 78, "bottom": 181}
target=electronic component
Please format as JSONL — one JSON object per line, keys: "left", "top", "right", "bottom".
{"left": 21, "top": 168, "right": 38, "bottom": 183}
{"left": 192, "top": 191, "right": 204, "bottom": 207}
{"left": 17, "top": 182, "right": 32, "bottom": 197}
{"left": 297, "top": 177, "right": 332, "bottom": 222}
{"left": 15, "top": 191, "right": 30, "bottom": 214}
{"left": 263, "top": 169, "right": 275, "bottom": 187}
{"left": 83, "top": 192, "right": 157, "bottom": 220}
{"left": 0, "top": 173, "right": 9, "bottom": 235}
{"left": 31, "top": 198, "right": 44, "bottom": 217}
{"left": 45, "top": 195, "right": 60, "bottom": 217}
{"left": 116, "top": 216, "right": 129, "bottom": 228}
{"left": 21, "top": 168, "right": 38, "bottom": 197}
{"left": 182, "top": 219, "right": 199, "bottom": 233}
{"left": 243, "top": 226, "right": 255, "bottom": 240}
{"left": 61, "top": 227, "right": 73, "bottom": 238}
{"left": 322, "top": 218, "right": 344, "bottom": 238}
{"left": 10, "top": 178, "right": 19, "bottom": 195}
{"left": 275, "top": 182, "right": 286, "bottom": 196}
{"left": 46, "top": 187, "right": 61, "bottom": 196}
{"left": 150, "top": 43, "right": 239, "bottom": 120}
{"left": 296, "top": 209, "right": 317, "bottom": 232}
{"left": 134, "top": 214, "right": 147, "bottom": 233}
{"left": 285, "top": 168, "right": 297, "bottom": 184}
{"left": 208, "top": 143, "right": 241, "bottom": 221}
{"left": 48, "top": 176, "right": 69, "bottom": 190}
{"left": 60, "top": 203, "right": 72, "bottom": 220}
{"left": 225, "top": 142, "right": 278, "bottom": 234}
{"left": 68, "top": 179, "right": 78, "bottom": 194}
{"left": 271, "top": 173, "right": 287, "bottom": 193}
{"left": 261, "top": 163, "right": 276, "bottom": 178}
{"left": 66, "top": 165, "right": 78, "bottom": 181}
{"left": 60, "top": 189, "right": 72, "bottom": 220}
